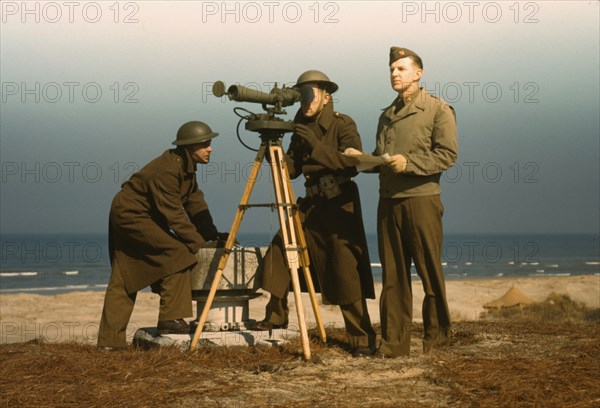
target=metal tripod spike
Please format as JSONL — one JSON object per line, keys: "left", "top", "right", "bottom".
{"left": 189, "top": 134, "right": 326, "bottom": 360}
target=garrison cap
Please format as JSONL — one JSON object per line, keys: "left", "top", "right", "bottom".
{"left": 389, "top": 47, "right": 423, "bottom": 69}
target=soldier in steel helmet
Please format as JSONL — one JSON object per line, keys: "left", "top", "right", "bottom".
{"left": 252, "top": 70, "right": 377, "bottom": 357}
{"left": 97, "top": 121, "right": 228, "bottom": 349}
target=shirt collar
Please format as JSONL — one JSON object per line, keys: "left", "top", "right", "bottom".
{"left": 384, "top": 87, "right": 427, "bottom": 117}
{"left": 404, "top": 87, "right": 424, "bottom": 106}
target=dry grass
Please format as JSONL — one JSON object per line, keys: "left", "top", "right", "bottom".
{"left": 484, "top": 292, "right": 600, "bottom": 322}
{"left": 0, "top": 338, "right": 309, "bottom": 407}
{"left": 1, "top": 295, "right": 599, "bottom": 407}
{"left": 432, "top": 319, "right": 600, "bottom": 406}
{"left": 432, "top": 294, "right": 600, "bottom": 408}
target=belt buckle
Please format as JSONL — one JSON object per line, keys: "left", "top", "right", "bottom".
{"left": 319, "top": 174, "right": 341, "bottom": 199}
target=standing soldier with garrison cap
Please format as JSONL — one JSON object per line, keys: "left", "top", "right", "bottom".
{"left": 360, "top": 47, "right": 458, "bottom": 357}
{"left": 97, "top": 121, "right": 228, "bottom": 349}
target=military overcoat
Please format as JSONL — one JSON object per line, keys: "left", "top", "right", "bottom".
{"left": 261, "top": 103, "right": 375, "bottom": 305}
{"left": 109, "top": 147, "right": 219, "bottom": 293}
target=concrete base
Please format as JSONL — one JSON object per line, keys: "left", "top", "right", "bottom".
{"left": 193, "top": 292, "right": 262, "bottom": 331}
{"left": 190, "top": 247, "right": 267, "bottom": 334}
{"left": 132, "top": 327, "right": 296, "bottom": 350}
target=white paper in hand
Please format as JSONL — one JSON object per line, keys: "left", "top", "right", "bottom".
{"left": 343, "top": 148, "right": 389, "bottom": 172}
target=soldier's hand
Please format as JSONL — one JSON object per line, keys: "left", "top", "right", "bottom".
{"left": 215, "top": 232, "right": 229, "bottom": 248}
{"left": 386, "top": 154, "right": 408, "bottom": 173}
{"left": 216, "top": 232, "right": 229, "bottom": 241}
{"left": 215, "top": 232, "right": 241, "bottom": 248}
{"left": 295, "top": 124, "right": 319, "bottom": 148}
{"left": 343, "top": 147, "right": 363, "bottom": 156}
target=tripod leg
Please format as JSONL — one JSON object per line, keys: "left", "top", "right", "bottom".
{"left": 268, "top": 144, "right": 311, "bottom": 360}
{"left": 189, "top": 146, "right": 266, "bottom": 351}
{"left": 285, "top": 173, "right": 327, "bottom": 343}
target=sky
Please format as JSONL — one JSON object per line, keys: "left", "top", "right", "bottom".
{"left": 1, "top": 0, "right": 599, "bottom": 236}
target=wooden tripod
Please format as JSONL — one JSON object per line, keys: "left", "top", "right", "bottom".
{"left": 189, "top": 135, "right": 326, "bottom": 360}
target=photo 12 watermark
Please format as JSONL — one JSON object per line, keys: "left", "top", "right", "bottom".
{"left": 0, "top": 160, "right": 540, "bottom": 186}
{"left": 442, "top": 161, "right": 541, "bottom": 184}
{"left": 200, "top": 1, "right": 341, "bottom": 24}
{"left": 399, "top": 1, "right": 540, "bottom": 24}
{"left": 422, "top": 81, "right": 540, "bottom": 104}
{"left": 442, "top": 239, "right": 540, "bottom": 265}
{"left": 1, "top": 239, "right": 104, "bottom": 264}
{"left": 0, "top": 321, "right": 134, "bottom": 344}
{"left": 0, "top": 160, "right": 299, "bottom": 185}
{"left": 1, "top": 82, "right": 140, "bottom": 104}
{"left": 1, "top": 1, "right": 140, "bottom": 24}
{"left": 1, "top": 161, "right": 141, "bottom": 184}
{"left": 199, "top": 161, "right": 302, "bottom": 185}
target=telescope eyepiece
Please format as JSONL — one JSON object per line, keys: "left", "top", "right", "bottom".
{"left": 212, "top": 81, "right": 226, "bottom": 97}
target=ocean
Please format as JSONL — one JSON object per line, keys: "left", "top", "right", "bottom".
{"left": 1, "top": 233, "right": 598, "bottom": 294}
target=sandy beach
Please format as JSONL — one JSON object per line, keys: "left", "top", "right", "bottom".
{"left": 1, "top": 275, "right": 598, "bottom": 344}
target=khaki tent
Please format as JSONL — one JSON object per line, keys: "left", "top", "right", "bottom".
{"left": 483, "top": 287, "right": 534, "bottom": 309}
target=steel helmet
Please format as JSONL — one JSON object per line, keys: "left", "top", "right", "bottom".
{"left": 172, "top": 121, "right": 219, "bottom": 146}
{"left": 294, "top": 70, "right": 338, "bottom": 94}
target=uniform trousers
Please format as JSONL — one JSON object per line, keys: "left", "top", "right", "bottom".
{"left": 97, "top": 263, "right": 193, "bottom": 348}
{"left": 265, "top": 293, "right": 375, "bottom": 349}
{"left": 377, "top": 195, "right": 451, "bottom": 356}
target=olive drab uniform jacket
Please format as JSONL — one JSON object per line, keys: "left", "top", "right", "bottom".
{"left": 261, "top": 102, "right": 375, "bottom": 305}
{"left": 374, "top": 88, "right": 458, "bottom": 197}
{"left": 109, "top": 147, "right": 219, "bottom": 293}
